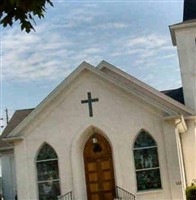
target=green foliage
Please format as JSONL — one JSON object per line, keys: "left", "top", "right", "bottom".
{"left": 186, "top": 184, "right": 196, "bottom": 200}
{"left": 0, "top": 0, "right": 53, "bottom": 33}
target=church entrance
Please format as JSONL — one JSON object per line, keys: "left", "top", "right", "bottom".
{"left": 83, "top": 133, "right": 116, "bottom": 200}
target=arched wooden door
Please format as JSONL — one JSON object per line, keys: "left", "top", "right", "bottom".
{"left": 83, "top": 134, "right": 116, "bottom": 200}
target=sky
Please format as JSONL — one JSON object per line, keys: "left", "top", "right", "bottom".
{"left": 0, "top": 0, "right": 185, "bottom": 131}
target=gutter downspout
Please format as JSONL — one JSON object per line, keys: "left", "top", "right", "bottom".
{"left": 175, "top": 115, "right": 188, "bottom": 189}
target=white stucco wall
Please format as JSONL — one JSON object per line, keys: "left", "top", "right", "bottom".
{"left": 174, "top": 26, "right": 196, "bottom": 112}
{"left": 172, "top": 22, "right": 196, "bottom": 188}
{"left": 181, "top": 119, "right": 196, "bottom": 186}
{"left": 14, "top": 70, "right": 185, "bottom": 200}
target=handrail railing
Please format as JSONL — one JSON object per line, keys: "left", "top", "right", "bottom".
{"left": 116, "top": 186, "right": 135, "bottom": 200}
{"left": 58, "top": 191, "right": 73, "bottom": 200}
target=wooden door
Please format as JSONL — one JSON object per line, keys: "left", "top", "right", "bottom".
{"left": 84, "top": 134, "right": 116, "bottom": 200}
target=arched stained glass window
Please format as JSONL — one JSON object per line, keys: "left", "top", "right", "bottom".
{"left": 133, "top": 130, "right": 162, "bottom": 191}
{"left": 36, "top": 143, "right": 60, "bottom": 200}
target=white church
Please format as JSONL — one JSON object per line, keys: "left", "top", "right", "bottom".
{"left": 0, "top": 2, "right": 196, "bottom": 200}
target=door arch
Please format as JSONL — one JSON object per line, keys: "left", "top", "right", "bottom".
{"left": 83, "top": 133, "right": 116, "bottom": 200}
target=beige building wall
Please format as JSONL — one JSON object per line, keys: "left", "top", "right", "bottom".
{"left": 174, "top": 24, "right": 196, "bottom": 111}
{"left": 14, "top": 70, "right": 185, "bottom": 200}
{"left": 181, "top": 119, "right": 196, "bottom": 186}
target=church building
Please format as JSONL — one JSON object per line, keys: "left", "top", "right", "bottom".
{"left": 0, "top": 1, "right": 196, "bottom": 200}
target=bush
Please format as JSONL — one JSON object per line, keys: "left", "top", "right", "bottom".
{"left": 186, "top": 184, "right": 196, "bottom": 200}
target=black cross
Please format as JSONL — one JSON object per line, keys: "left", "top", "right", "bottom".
{"left": 81, "top": 92, "right": 99, "bottom": 117}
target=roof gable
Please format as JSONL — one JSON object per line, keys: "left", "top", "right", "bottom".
{"left": 1, "top": 109, "right": 34, "bottom": 138}
{"left": 4, "top": 61, "right": 195, "bottom": 140}
{"left": 97, "top": 60, "right": 193, "bottom": 113}
{"left": 0, "top": 108, "right": 33, "bottom": 150}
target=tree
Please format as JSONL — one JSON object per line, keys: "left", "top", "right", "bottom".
{"left": 0, "top": 0, "right": 53, "bottom": 33}
{"left": 186, "top": 184, "right": 196, "bottom": 200}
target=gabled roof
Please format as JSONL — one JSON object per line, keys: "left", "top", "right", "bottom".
{"left": 2, "top": 61, "right": 195, "bottom": 142}
{"left": 97, "top": 60, "right": 192, "bottom": 114}
{"left": 0, "top": 108, "right": 34, "bottom": 151}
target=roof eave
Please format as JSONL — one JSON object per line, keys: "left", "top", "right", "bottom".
{"left": 169, "top": 20, "right": 196, "bottom": 46}
{"left": 164, "top": 115, "right": 187, "bottom": 133}
{"left": 3, "top": 136, "right": 23, "bottom": 142}
{"left": 97, "top": 61, "right": 195, "bottom": 116}
{"left": 0, "top": 146, "right": 14, "bottom": 153}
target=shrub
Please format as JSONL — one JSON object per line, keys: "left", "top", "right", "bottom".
{"left": 186, "top": 184, "right": 196, "bottom": 200}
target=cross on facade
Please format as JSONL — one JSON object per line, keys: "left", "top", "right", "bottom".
{"left": 81, "top": 92, "right": 99, "bottom": 117}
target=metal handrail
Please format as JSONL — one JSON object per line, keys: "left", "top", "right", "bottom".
{"left": 116, "top": 186, "right": 135, "bottom": 200}
{"left": 57, "top": 187, "right": 135, "bottom": 200}
{"left": 58, "top": 191, "right": 73, "bottom": 200}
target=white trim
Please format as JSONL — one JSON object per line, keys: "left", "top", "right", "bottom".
{"left": 175, "top": 130, "right": 187, "bottom": 200}
{"left": 175, "top": 116, "right": 187, "bottom": 134}
{"left": 136, "top": 188, "right": 163, "bottom": 195}
{"left": 170, "top": 20, "right": 196, "bottom": 46}
{"left": 133, "top": 146, "right": 157, "bottom": 150}
{"left": 36, "top": 158, "right": 58, "bottom": 163}
{"left": 175, "top": 129, "right": 187, "bottom": 190}
{"left": 97, "top": 60, "right": 194, "bottom": 114}
{"left": 135, "top": 167, "right": 160, "bottom": 172}
{"left": 2, "top": 136, "right": 23, "bottom": 142}
{"left": 35, "top": 144, "right": 61, "bottom": 199}
{"left": 37, "top": 179, "right": 60, "bottom": 184}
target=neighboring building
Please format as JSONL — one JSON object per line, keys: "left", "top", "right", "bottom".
{"left": 0, "top": 109, "right": 33, "bottom": 200}
{"left": 0, "top": 176, "right": 2, "bottom": 199}
{"left": 0, "top": 2, "right": 196, "bottom": 200}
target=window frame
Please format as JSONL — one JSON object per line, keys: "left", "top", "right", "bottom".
{"left": 35, "top": 143, "right": 61, "bottom": 200}
{"left": 133, "top": 130, "right": 162, "bottom": 192}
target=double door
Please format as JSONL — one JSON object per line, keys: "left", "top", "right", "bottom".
{"left": 84, "top": 134, "right": 116, "bottom": 200}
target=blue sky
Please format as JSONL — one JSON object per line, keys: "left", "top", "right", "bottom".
{"left": 0, "top": 0, "right": 184, "bottom": 131}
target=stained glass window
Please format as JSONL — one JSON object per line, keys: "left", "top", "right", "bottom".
{"left": 36, "top": 143, "right": 60, "bottom": 200}
{"left": 133, "top": 130, "right": 162, "bottom": 191}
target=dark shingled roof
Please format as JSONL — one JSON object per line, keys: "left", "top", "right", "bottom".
{"left": 161, "top": 87, "right": 185, "bottom": 105}
{"left": 0, "top": 108, "right": 34, "bottom": 151}
{"left": 183, "top": 0, "right": 196, "bottom": 21}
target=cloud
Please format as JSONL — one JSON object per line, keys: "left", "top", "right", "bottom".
{"left": 2, "top": 26, "right": 175, "bottom": 84}
{"left": 82, "top": 47, "right": 102, "bottom": 54}
{"left": 85, "top": 4, "right": 98, "bottom": 8}
{"left": 126, "top": 34, "right": 168, "bottom": 49}
{"left": 116, "top": 34, "right": 175, "bottom": 66}
{"left": 1, "top": 2, "right": 126, "bottom": 83}
{"left": 95, "top": 22, "right": 129, "bottom": 30}
{"left": 1, "top": 22, "right": 104, "bottom": 82}
{"left": 105, "top": 33, "right": 179, "bottom": 90}
{"left": 111, "top": 49, "right": 143, "bottom": 57}
{"left": 1, "top": 2, "right": 177, "bottom": 90}
{"left": 60, "top": 6, "right": 98, "bottom": 28}
{"left": 2, "top": 25, "right": 74, "bottom": 81}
